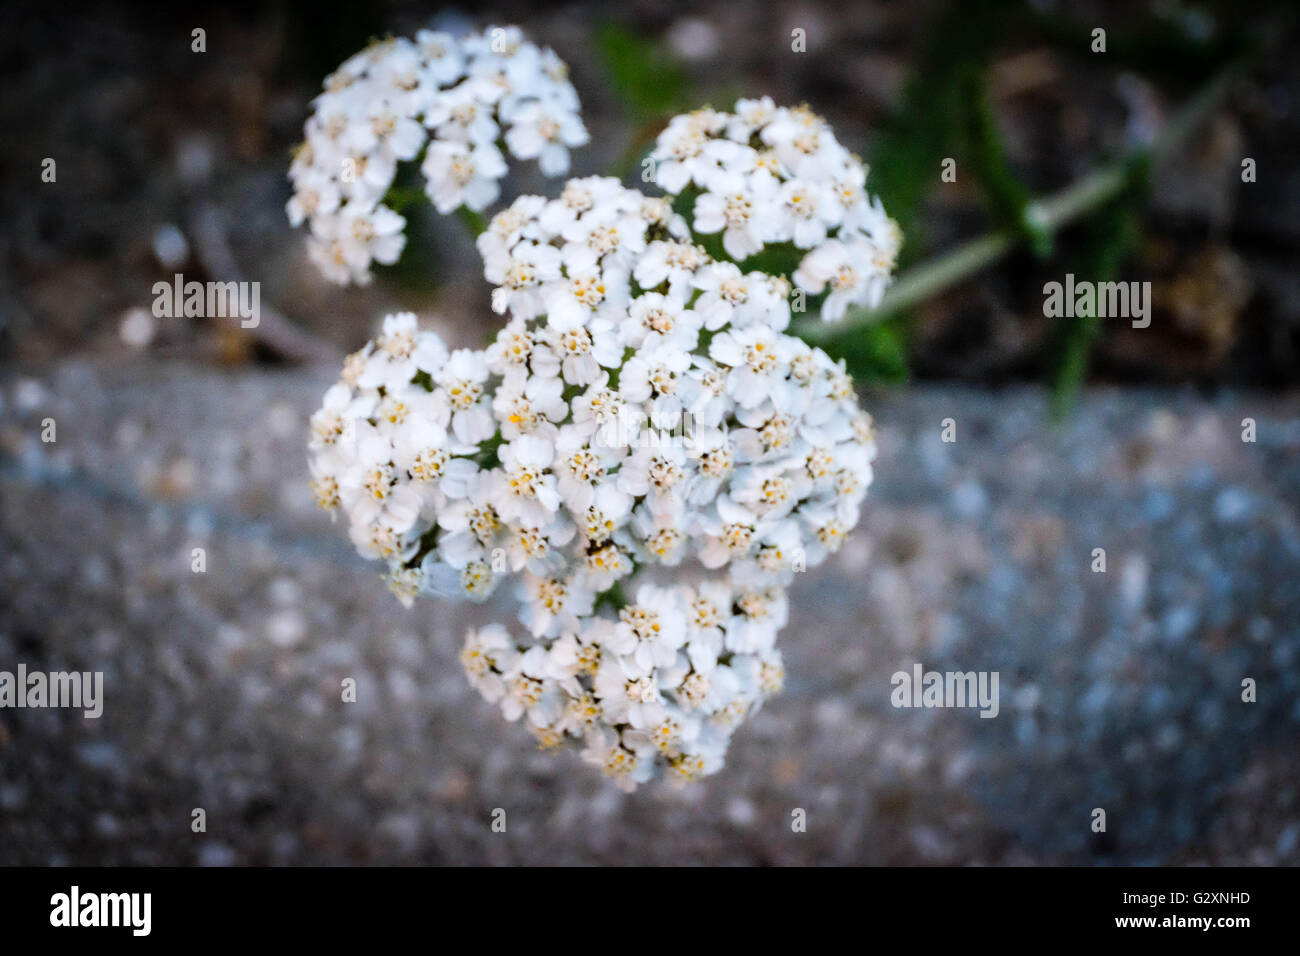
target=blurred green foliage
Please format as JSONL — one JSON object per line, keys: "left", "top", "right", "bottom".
{"left": 820, "top": 1, "right": 1239, "bottom": 406}
{"left": 956, "top": 68, "right": 1051, "bottom": 259}
{"left": 381, "top": 159, "right": 441, "bottom": 293}
{"left": 819, "top": 317, "right": 912, "bottom": 387}
{"left": 1025, "top": 3, "right": 1253, "bottom": 88}
{"left": 823, "top": 0, "right": 1020, "bottom": 386}
{"left": 597, "top": 22, "right": 692, "bottom": 123}
{"left": 864, "top": 1, "right": 1014, "bottom": 259}
{"left": 589, "top": 4, "right": 1244, "bottom": 405}
{"left": 1047, "top": 169, "right": 1147, "bottom": 418}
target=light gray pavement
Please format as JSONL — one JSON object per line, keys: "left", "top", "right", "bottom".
{"left": 1, "top": 361, "right": 1298, "bottom": 864}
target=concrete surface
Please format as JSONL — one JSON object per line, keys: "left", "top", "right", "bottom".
{"left": 1, "top": 361, "right": 1298, "bottom": 864}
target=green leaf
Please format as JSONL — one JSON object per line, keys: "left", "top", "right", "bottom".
{"left": 1047, "top": 191, "right": 1143, "bottom": 418}
{"left": 957, "top": 68, "right": 1049, "bottom": 257}
{"left": 596, "top": 22, "right": 690, "bottom": 122}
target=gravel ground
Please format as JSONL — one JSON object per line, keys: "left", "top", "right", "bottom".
{"left": 1, "top": 362, "right": 1298, "bottom": 865}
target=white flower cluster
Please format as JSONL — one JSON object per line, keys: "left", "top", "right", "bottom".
{"left": 649, "top": 98, "right": 902, "bottom": 321}
{"left": 288, "top": 26, "right": 587, "bottom": 285}
{"left": 460, "top": 577, "right": 788, "bottom": 788}
{"left": 307, "top": 175, "right": 880, "bottom": 787}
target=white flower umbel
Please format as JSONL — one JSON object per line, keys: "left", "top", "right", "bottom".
{"left": 288, "top": 27, "right": 587, "bottom": 285}
{"left": 304, "top": 71, "right": 896, "bottom": 786}
{"left": 459, "top": 577, "right": 786, "bottom": 790}
{"left": 309, "top": 178, "right": 879, "bottom": 785}
{"left": 648, "top": 98, "right": 902, "bottom": 322}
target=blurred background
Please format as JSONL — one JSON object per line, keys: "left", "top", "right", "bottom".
{"left": 1, "top": 0, "right": 1298, "bottom": 864}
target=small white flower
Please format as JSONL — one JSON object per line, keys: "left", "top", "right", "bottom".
{"left": 622, "top": 291, "right": 700, "bottom": 352}
{"left": 503, "top": 100, "right": 589, "bottom": 176}
{"left": 497, "top": 433, "right": 561, "bottom": 525}
{"left": 542, "top": 266, "right": 630, "bottom": 331}
{"left": 415, "top": 30, "right": 466, "bottom": 85}
{"left": 628, "top": 493, "right": 690, "bottom": 566}
{"left": 460, "top": 623, "right": 517, "bottom": 701}
{"left": 545, "top": 315, "right": 623, "bottom": 386}
{"left": 518, "top": 572, "right": 595, "bottom": 638}
{"left": 618, "top": 345, "right": 693, "bottom": 429}
{"left": 577, "top": 480, "right": 634, "bottom": 545}
{"left": 492, "top": 372, "right": 567, "bottom": 439}
{"left": 310, "top": 203, "right": 406, "bottom": 285}
{"left": 691, "top": 171, "right": 777, "bottom": 261}
{"left": 633, "top": 239, "right": 706, "bottom": 293}
{"left": 434, "top": 349, "right": 494, "bottom": 446}
{"left": 422, "top": 140, "right": 508, "bottom": 213}
{"left": 696, "top": 496, "right": 763, "bottom": 569}
{"left": 286, "top": 168, "right": 341, "bottom": 228}
{"left": 617, "top": 436, "right": 690, "bottom": 499}
{"left": 488, "top": 241, "right": 563, "bottom": 319}
{"left": 604, "top": 585, "right": 687, "bottom": 673}
{"left": 708, "top": 325, "right": 797, "bottom": 409}
{"left": 793, "top": 236, "right": 888, "bottom": 320}
{"left": 555, "top": 428, "right": 627, "bottom": 514}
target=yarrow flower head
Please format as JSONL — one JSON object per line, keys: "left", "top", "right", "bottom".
{"left": 302, "top": 41, "right": 893, "bottom": 788}
{"left": 288, "top": 26, "right": 587, "bottom": 285}
{"left": 308, "top": 183, "right": 877, "bottom": 784}
{"left": 648, "top": 98, "right": 901, "bottom": 321}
